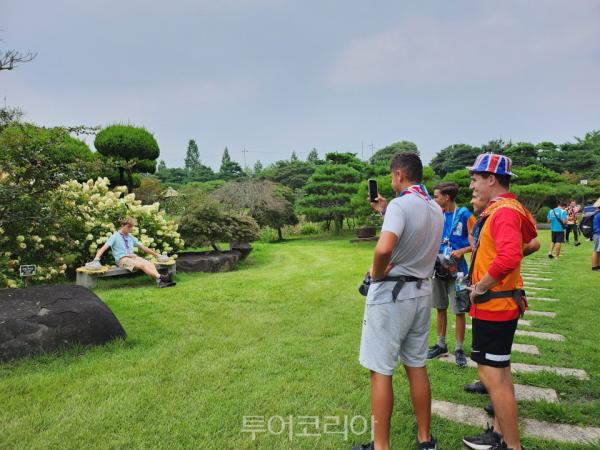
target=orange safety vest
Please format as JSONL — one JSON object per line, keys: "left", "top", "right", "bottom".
{"left": 470, "top": 197, "right": 537, "bottom": 321}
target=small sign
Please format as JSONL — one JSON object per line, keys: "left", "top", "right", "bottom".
{"left": 19, "top": 265, "right": 37, "bottom": 277}
{"left": 580, "top": 179, "right": 588, "bottom": 185}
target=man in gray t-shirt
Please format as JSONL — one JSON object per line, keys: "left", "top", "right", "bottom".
{"left": 353, "top": 153, "right": 443, "bottom": 450}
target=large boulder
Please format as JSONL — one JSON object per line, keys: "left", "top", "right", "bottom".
{"left": 0, "top": 285, "right": 126, "bottom": 362}
{"left": 176, "top": 251, "right": 241, "bottom": 273}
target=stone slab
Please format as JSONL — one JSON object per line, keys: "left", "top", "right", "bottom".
{"left": 528, "top": 297, "right": 559, "bottom": 302}
{"left": 526, "top": 286, "right": 551, "bottom": 291}
{"left": 526, "top": 310, "right": 556, "bottom": 318}
{"left": 510, "top": 363, "right": 588, "bottom": 379}
{"left": 518, "top": 319, "right": 532, "bottom": 327}
{"left": 436, "top": 354, "right": 587, "bottom": 379}
{"left": 512, "top": 343, "right": 540, "bottom": 355}
{"left": 432, "top": 400, "right": 600, "bottom": 444}
{"left": 463, "top": 324, "right": 564, "bottom": 341}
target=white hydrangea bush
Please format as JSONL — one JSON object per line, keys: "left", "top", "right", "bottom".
{"left": 1, "top": 177, "right": 184, "bottom": 287}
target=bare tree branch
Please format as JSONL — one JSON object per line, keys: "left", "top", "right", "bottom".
{"left": 0, "top": 36, "right": 37, "bottom": 71}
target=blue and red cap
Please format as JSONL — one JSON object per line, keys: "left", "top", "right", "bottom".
{"left": 467, "top": 153, "right": 516, "bottom": 177}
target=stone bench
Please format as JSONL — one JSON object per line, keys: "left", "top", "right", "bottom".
{"left": 76, "top": 262, "right": 176, "bottom": 289}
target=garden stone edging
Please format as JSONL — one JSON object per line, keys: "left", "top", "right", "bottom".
{"left": 0, "top": 285, "right": 126, "bottom": 362}
{"left": 175, "top": 250, "right": 243, "bottom": 273}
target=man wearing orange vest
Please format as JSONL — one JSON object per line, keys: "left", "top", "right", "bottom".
{"left": 462, "top": 154, "right": 539, "bottom": 450}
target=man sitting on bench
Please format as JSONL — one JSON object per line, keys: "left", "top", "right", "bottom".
{"left": 91, "top": 217, "right": 175, "bottom": 288}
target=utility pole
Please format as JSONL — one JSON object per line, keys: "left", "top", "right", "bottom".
{"left": 361, "top": 141, "right": 364, "bottom": 160}
{"left": 369, "top": 140, "right": 374, "bottom": 158}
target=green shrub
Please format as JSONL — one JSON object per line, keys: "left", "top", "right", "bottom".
{"left": 536, "top": 206, "right": 551, "bottom": 223}
{"left": 259, "top": 227, "right": 279, "bottom": 243}
{"left": 178, "top": 195, "right": 260, "bottom": 251}
{"left": 300, "top": 222, "right": 320, "bottom": 235}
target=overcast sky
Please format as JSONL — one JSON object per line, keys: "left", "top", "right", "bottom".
{"left": 2, "top": 0, "right": 599, "bottom": 170}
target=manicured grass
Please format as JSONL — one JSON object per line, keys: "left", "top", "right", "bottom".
{"left": 0, "top": 231, "right": 598, "bottom": 449}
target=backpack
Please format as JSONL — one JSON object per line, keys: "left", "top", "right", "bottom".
{"left": 579, "top": 211, "right": 599, "bottom": 239}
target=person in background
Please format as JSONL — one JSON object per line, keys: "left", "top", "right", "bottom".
{"left": 353, "top": 152, "right": 443, "bottom": 450}
{"left": 91, "top": 217, "right": 175, "bottom": 288}
{"left": 592, "top": 206, "right": 600, "bottom": 271}
{"left": 547, "top": 202, "right": 567, "bottom": 259}
{"left": 565, "top": 200, "right": 581, "bottom": 246}
{"left": 427, "top": 182, "right": 473, "bottom": 367}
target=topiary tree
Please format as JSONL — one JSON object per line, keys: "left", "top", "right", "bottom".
{"left": 369, "top": 141, "right": 419, "bottom": 165}
{"left": 94, "top": 124, "right": 160, "bottom": 191}
{"left": 298, "top": 163, "right": 361, "bottom": 234}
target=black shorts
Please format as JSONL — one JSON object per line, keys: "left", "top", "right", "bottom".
{"left": 551, "top": 231, "right": 565, "bottom": 243}
{"left": 471, "top": 318, "right": 518, "bottom": 368}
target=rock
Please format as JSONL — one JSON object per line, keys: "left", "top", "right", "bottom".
{"left": 176, "top": 251, "right": 241, "bottom": 273}
{"left": 229, "top": 243, "right": 253, "bottom": 261}
{"left": 0, "top": 285, "right": 126, "bottom": 362}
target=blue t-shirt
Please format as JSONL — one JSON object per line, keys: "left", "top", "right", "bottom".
{"left": 438, "top": 207, "right": 472, "bottom": 273}
{"left": 547, "top": 207, "right": 567, "bottom": 232}
{"left": 106, "top": 232, "right": 139, "bottom": 262}
{"left": 593, "top": 211, "right": 600, "bottom": 235}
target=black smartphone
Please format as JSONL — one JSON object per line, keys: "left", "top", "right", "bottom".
{"left": 368, "top": 179, "right": 378, "bottom": 202}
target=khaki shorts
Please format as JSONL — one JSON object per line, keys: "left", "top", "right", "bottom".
{"left": 359, "top": 293, "right": 432, "bottom": 375}
{"left": 431, "top": 277, "right": 463, "bottom": 314}
{"left": 117, "top": 255, "right": 146, "bottom": 272}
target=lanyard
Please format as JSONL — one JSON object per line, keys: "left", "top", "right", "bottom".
{"left": 442, "top": 208, "right": 458, "bottom": 243}
{"left": 120, "top": 232, "right": 131, "bottom": 253}
{"left": 399, "top": 184, "right": 431, "bottom": 201}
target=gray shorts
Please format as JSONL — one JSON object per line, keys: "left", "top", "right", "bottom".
{"left": 359, "top": 294, "right": 432, "bottom": 375}
{"left": 594, "top": 234, "right": 600, "bottom": 252}
{"left": 431, "top": 277, "right": 463, "bottom": 314}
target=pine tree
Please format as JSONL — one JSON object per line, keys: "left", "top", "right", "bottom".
{"left": 157, "top": 160, "right": 167, "bottom": 171}
{"left": 219, "top": 147, "right": 244, "bottom": 180}
{"left": 254, "top": 160, "right": 263, "bottom": 175}
{"left": 184, "top": 139, "right": 201, "bottom": 171}
{"left": 307, "top": 148, "right": 320, "bottom": 164}
{"left": 290, "top": 151, "right": 298, "bottom": 162}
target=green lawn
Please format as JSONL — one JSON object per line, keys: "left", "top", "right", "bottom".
{"left": 1, "top": 231, "right": 598, "bottom": 449}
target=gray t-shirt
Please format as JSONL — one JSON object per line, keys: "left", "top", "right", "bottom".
{"left": 368, "top": 193, "right": 444, "bottom": 303}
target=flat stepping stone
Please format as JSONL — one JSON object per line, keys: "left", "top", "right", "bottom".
{"left": 510, "top": 362, "right": 588, "bottom": 379}
{"left": 437, "top": 354, "right": 587, "bottom": 379}
{"left": 432, "top": 400, "right": 600, "bottom": 445}
{"left": 464, "top": 325, "right": 564, "bottom": 341}
{"left": 528, "top": 296, "right": 559, "bottom": 302}
{"left": 512, "top": 343, "right": 540, "bottom": 354}
{"left": 526, "top": 310, "right": 556, "bottom": 318}
{"left": 526, "top": 286, "right": 551, "bottom": 291}
{"left": 515, "top": 330, "right": 565, "bottom": 341}
{"left": 464, "top": 319, "right": 532, "bottom": 327}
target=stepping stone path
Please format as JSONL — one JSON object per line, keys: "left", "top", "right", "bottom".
{"left": 431, "top": 400, "right": 600, "bottom": 445}
{"left": 436, "top": 258, "right": 596, "bottom": 445}
{"left": 526, "top": 310, "right": 556, "bottom": 318}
